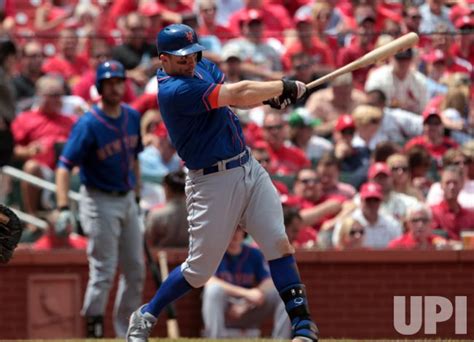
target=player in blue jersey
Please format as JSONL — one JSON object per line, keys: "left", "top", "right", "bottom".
{"left": 202, "top": 227, "right": 290, "bottom": 338}
{"left": 55, "top": 60, "right": 145, "bottom": 338}
{"left": 127, "top": 24, "right": 319, "bottom": 342}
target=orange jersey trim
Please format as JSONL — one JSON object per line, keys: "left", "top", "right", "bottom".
{"left": 208, "top": 84, "right": 221, "bottom": 109}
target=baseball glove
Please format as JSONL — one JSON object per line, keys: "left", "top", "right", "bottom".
{"left": 0, "top": 204, "right": 23, "bottom": 263}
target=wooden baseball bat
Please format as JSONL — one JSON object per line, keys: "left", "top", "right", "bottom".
{"left": 158, "top": 250, "right": 180, "bottom": 339}
{"left": 306, "top": 32, "right": 419, "bottom": 90}
{"left": 143, "top": 242, "right": 180, "bottom": 338}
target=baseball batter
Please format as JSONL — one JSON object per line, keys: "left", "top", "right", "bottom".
{"left": 56, "top": 60, "right": 145, "bottom": 338}
{"left": 127, "top": 24, "right": 319, "bottom": 342}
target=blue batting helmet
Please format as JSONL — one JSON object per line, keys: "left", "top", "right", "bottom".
{"left": 95, "top": 60, "right": 126, "bottom": 94}
{"left": 156, "top": 24, "right": 205, "bottom": 60}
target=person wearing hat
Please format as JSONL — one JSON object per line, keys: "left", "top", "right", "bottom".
{"left": 451, "top": 15, "right": 474, "bottom": 67}
{"left": 422, "top": 49, "right": 449, "bottom": 98}
{"left": 287, "top": 108, "right": 332, "bottom": 163}
{"left": 336, "top": 4, "right": 378, "bottom": 89}
{"left": 365, "top": 47, "right": 429, "bottom": 114}
{"left": 332, "top": 182, "right": 402, "bottom": 249}
{"left": 405, "top": 106, "right": 458, "bottom": 165}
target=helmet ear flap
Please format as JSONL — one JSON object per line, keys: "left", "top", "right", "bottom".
{"left": 197, "top": 51, "right": 202, "bottom": 62}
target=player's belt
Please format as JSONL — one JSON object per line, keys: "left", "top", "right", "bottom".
{"left": 202, "top": 149, "right": 249, "bottom": 175}
{"left": 87, "top": 186, "right": 129, "bottom": 197}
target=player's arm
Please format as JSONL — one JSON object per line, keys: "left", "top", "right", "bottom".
{"left": 207, "top": 276, "right": 262, "bottom": 300}
{"left": 216, "top": 80, "right": 283, "bottom": 108}
{"left": 55, "top": 167, "right": 71, "bottom": 209}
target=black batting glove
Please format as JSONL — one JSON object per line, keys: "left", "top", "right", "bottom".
{"left": 263, "top": 80, "right": 307, "bottom": 110}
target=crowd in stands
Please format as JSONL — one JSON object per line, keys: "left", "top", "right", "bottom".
{"left": 1, "top": 0, "right": 474, "bottom": 253}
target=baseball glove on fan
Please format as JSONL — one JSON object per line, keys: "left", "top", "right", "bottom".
{"left": 0, "top": 204, "right": 23, "bottom": 263}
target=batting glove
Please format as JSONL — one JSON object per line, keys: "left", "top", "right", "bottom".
{"left": 55, "top": 208, "right": 76, "bottom": 238}
{"left": 264, "top": 80, "right": 307, "bottom": 110}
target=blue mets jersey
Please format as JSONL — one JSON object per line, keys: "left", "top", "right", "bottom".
{"left": 58, "top": 104, "right": 143, "bottom": 192}
{"left": 215, "top": 245, "right": 270, "bottom": 289}
{"left": 157, "top": 58, "right": 246, "bottom": 170}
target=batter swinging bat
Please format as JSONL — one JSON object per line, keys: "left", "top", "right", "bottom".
{"left": 158, "top": 250, "right": 180, "bottom": 339}
{"left": 306, "top": 32, "right": 419, "bottom": 90}
{"left": 143, "top": 242, "right": 180, "bottom": 338}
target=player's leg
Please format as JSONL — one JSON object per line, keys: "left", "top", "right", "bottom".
{"left": 79, "top": 188, "right": 123, "bottom": 337}
{"left": 242, "top": 157, "right": 319, "bottom": 341}
{"left": 114, "top": 193, "right": 145, "bottom": 337}
{"left": 127, "top": 168, "right": 248, "bottom": 341}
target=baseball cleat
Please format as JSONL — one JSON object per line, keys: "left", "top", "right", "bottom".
{"left": 126, "top": 305, "right": 157, "bottom": 342}
{"left": 292, "top": 317, "right": 319, "bottom": 342}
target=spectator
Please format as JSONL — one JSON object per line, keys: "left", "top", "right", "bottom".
{"left": 294, "top": 0, "right": 346, "bottom": 37}
{"left": 316, "top": 151, "right": 356, "bottom": 200}
{"left": 221, "top": 10, "right": 284, "bottom": 81}
{"left": 146, "top": 170, "right": 188, "bottom": 248}
{"left": 334, "top": 216, "right": 365, "bottom": 250}
{"left": 439, "top": 76, "right": 472, "bottom": 144}
{"left": 138, "top": 2, "right": 164, "bottom": 45}
{"left": 405, "top": 106, "right": 459, "bottom": 167}
{"left": 139, "top": 122, "right": 181, "bottom": 181}
{"left": 336, "top": 4, "right": 378, "bottom": 89}
{"left": 427, "top": 146, "right": 474, "bottom": 208}
{"left": 214, "top": 0, "right": 244, "bottom": 26}
{"left": 430, "top": 24, "right": 473, "bottom": 76}
{"left": 332, "top": 182, "right": 402, "bottom": 249}
{"left": 403, "top": 6, "right": 423, "bottom": 36}
{"left": 351, "top": 104, "right": 387, "bottom": 151}
{"left": 41, "top": 28, "right": 90, "bottom": 86}
{"left": 201, "top": 227, "right": 290, "bottom": 338}
{"left": 12, "top": 41, "right": 44, "bottom": 111}
{"left": 305, "top": 73, "right": 367, "bottom": 137}
{"left": 310, "top": 1, "right": 340, "bottom": 55}
{"left": 451, "top": 15, "right": 474, "bottom": 67}
{"left": 430, "top": 165, "right": 474, "bottom": 240}
{"left": 406, "top": 145, "right": 435, "bottom": 197}
{"left": 365, "top": 48, "right": 429, "bottom": 114}
{"left": 388, "top": 203, "right": 447, "bottom": 249}
{"left": 281, "top": 11, "right": 333, "bottom": 75}
{"left": 283, "top": 206, "right": 315, "bottom": 249}
{"left": 261, "top": 112, "right": 310, "bottom": 176}
{"left": 365, "top": 89, "right": 423, "bottom": 145}
{"left": 421, "top": 49, "right": 449, "bottom": 98}
{"left": 112, "top": 12, "right": 159, "bottom": 87}
{"left": 220, "top": 48, "right": 245, "bottom": 83}
{"left": 11, "top": 75, "right": 75, "bottom": 218}
{"left": 34, "top": 0, "right": 75, "bottom": 33}
{"left": 227, "top": 0, "right": 293, "bottom": 41}
{"left": 419, "top": 0, "right": 456, "bottom": 33}
{"left": 387, "top": 153, "right": 425, "bottom": 201}
{"left": 73, "top": 41, "right": 136, "bottom": 104}
{"left": 366, "top": 162, "right": 420, "bottom": 220}
{"left": 287, "top": 108, "right": 332, "bottom": 163}
{"left": 0, "top": 39, "right": 16, "bottom": 167}
{"left": 198, "top": 0, "right": 236, "bottom": 43}
{"left": 285, "top": 52, "right": 326, "bottom": 106}
{"left": 251, "top": 142, "right": 288, "bottom": 195}
{"left": 333, "top": 114, "right": 371, "bottom": 189}
{"left": 292, "top": 168, "right": 343, "bottom": 231}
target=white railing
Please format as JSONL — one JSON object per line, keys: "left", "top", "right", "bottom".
{"left": 0, "top": 166, "right": 81, "bottom": 229}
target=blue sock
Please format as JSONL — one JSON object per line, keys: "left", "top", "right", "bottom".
{"left": 268, "top": 254, "right": 301, "bottom": 291}
{"left": 142, "top": 266, "right": 192, "bottom": 317}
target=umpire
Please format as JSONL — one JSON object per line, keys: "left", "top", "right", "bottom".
{"left": 55, "top": 60, "right": 145, "bottom": 338}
